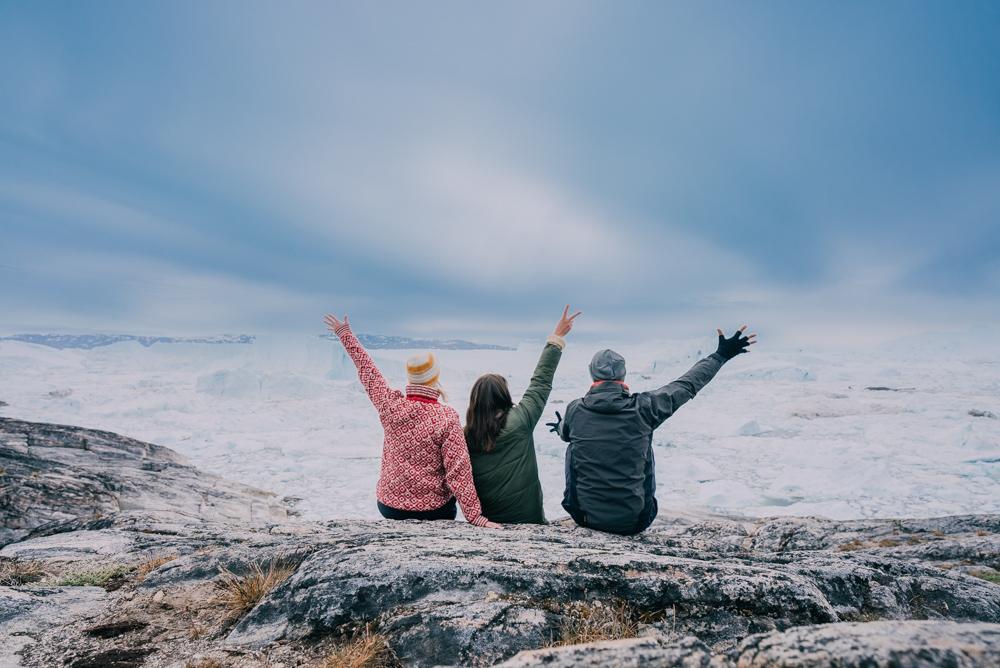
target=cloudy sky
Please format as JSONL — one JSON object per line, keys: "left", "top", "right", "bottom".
{"left": 2, "top": 1, "right": 997, "bottom": 344}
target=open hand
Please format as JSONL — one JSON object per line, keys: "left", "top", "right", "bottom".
{"left": 716, "top": 325, "right": 757, "bottom": 360}
{"left": 323, "top": 313, "right": 349, "bottom": 333}
{"left": 554, "top": 305, "right": 582, "bottom": 337}
{"left": 483, "top": 521, "right": 503, "bottom": 529}
{"left": 545, "top": 411, "right": 563, "bottom": 434}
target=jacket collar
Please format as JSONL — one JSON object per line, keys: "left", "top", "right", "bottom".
{"left": 589, "top": 380, "right": 630, "bottom": 394}
{"left": 406, "top": 384, "right": 441, "bottom": 403}
{"left": 582, "top": 379, "right": 633, "bottom": 413}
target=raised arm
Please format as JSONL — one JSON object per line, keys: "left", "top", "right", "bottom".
{"left": 642, "top": 325, "right": 756, "bottom": 428}
{"left": 440, "top": 411, "right": 499, "bottom": 528}
{"left": 324, "top": 314, "right": 395, "bottom": 413}
{"left": 513, "top": 305, "right": 581, "bottom": 428}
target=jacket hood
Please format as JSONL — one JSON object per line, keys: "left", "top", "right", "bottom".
{"left": 581, "top": 382, "right": 633, "bottom": 414}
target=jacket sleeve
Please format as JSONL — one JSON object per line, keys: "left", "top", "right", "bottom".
{"left": 335, "top": 323, "right": 396, "bottom": 413}
{"left": 641, "top": 353, "right": 726, "bottom": 428}
{"left": 440, "top": 410, "right": 490, "bottom": 526}
{"left": 509, "top": 336, "right": 564, "bottom": 430}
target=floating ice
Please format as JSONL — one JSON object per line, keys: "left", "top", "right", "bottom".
{"left": 731, "top": 366, "right": 817, "bottom": 382}
{"left": 0, "top": 332, "right": 997, "bottom": 522}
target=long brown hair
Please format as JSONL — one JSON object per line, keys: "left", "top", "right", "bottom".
{"left": 464, "top": 374, "right": 513, "bottom": 454}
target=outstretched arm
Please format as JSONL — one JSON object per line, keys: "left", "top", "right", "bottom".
{"left": 643, "top": 325, "right": 756, "bottom": 427}
{"left": 514, "top": 305, "right": 581, "bottom": 427}
{"left": 324, "top": 314, "right": 395, "bottom": 413}
{"left": 440, "top": 412, "right": 501, "bottom": 528}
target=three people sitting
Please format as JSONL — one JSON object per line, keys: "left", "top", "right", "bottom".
{"left": 325, "top": 309, "right": 754, "bottom": 535}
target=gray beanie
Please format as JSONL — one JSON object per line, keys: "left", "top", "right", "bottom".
{"left": 589, "top": 349, "right": 626, "bottom": 381}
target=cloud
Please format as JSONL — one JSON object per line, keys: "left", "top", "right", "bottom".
{"left": 316, "top": 146, "right": 640, "bottom": 290}
{"left": 0, "top": 248, "right": 335, "bottom": 335}
{"left": 1, "top": 2, "right": 998, "bottom": 342}
{"left": 0, "top": 179, "right": 197, "bottom": 244}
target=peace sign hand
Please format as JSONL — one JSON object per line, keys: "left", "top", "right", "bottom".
{"left": 554, "top": 305, "right": 583, "bottom": 337}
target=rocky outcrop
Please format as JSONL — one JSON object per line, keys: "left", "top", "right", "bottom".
{"left": 0, "top": 418, "right": 295, "bottom": 546}
{"left": 736, "top": 620, "right": 1000, "bottom": 667}
{"left": 498, "top": 622, "right": 1000, "bottom": 667}
{"left": 0, "top": 586, "right": 109, "bottom": 668}
{"left": 495, "top": 635, "right": 715, "bottom": 667}
{"left": 224, "top": 519, "right": 998, "bottom": 655}
{"left": 4, "top": 509, "right": 999, "bottom": 666}
{"left": 1, "top": 419, "right": 999, "bottom": 667}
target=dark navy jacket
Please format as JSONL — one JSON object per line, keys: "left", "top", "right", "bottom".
{"left": 559, "top": 353, "right": 726, "bottom": 534}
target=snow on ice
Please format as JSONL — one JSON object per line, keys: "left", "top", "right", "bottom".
{"left": 1, "top": 332, "right": 997, "bottom": 523}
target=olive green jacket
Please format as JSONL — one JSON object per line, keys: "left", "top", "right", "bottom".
{"left": 469, "top": 341, "right": 563, "bottom": 524}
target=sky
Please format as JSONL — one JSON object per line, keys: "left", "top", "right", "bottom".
{"left": 1, "top": 1, "right": 998, "bottom": 345}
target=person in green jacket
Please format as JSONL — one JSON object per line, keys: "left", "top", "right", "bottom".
{"left": 465, "top": 305, "right": 582, "bottom": 524}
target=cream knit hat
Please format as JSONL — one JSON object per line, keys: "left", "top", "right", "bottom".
{"left": 405, "top": 351, "right": 440, "bottom": 386}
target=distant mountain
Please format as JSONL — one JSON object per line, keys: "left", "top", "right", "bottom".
{"left": 1, "top": 332, "right": 513, "bottom": 351}
{"left": 323, "top": 333, "right": 515, "bottom": 351}
{"left": 0, "top": 334, "right": 256, "bottom": 350}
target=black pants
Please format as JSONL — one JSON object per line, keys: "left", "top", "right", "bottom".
{"left": 564, "top": 497, "right": 658, "bottom": 536}
{"left": 377, "top": 497, "right": 457, "bottom": 521}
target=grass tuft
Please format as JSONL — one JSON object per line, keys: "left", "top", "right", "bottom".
{"left": 971, "top": 570, "right": 1000, "bottom": 585}
{"left": 214, "top": 560, "right": 296, "bottom": 617}
{"left": 185, "top": 659, "right": 227, "bottom": 668}
{"left": 843, "top": 610, "right": 885, "bottom": 622}
{"left": 135, "top": 554, "right": 179, "bottom": 581}
{"left": 836, "top": 539, "right": 866, "bottom": 552}
{"left": 550, "top": 599, "right": 639, "bottom": 647}
{"left": 0, "top": 558, "right": 49, "bottom": 586}
{"left": 323, "top": 623, "right": 399, "bottom": 668}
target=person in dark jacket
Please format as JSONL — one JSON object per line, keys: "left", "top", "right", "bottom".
{"left": 551, "top": 326, "right": 756, "bottom": 535}
{"left": 465, "top": 305, "right": 582, "bottom": 524}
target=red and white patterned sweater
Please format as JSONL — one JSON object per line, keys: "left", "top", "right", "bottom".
{"left": 335, "top": 324, "right": 489, "bottom": 526}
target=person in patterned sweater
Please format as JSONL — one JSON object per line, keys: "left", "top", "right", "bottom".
{"left": 324, "top": 313, "right": 500, "bottom": 528}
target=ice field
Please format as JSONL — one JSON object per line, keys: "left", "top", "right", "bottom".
{"left": 1, "top": 332, "right": 998, "bottom": 522}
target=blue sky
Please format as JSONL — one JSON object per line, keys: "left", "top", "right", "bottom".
{"left": 1, "top": 1, "right": 998, "bottom": 344}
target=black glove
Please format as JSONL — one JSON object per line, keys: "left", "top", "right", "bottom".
{"left": 716, "top": 330, "right": 751, "bottom": 360}
{"left": 545, "top": 411, "right": 563, "bottom": 434}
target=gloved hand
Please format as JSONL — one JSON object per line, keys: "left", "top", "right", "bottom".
{"left": 716, "top": 326, "right": 755, "bottom": 360}
{"left": 545, "top": 411, "right": 563, "bottom": 434}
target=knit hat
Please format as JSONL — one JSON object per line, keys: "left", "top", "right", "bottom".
{"left": 589, "top": 349, "right": 626, "bottom": 381}
{"left": 406, "top": 351, "right": 440, "bottom": 386}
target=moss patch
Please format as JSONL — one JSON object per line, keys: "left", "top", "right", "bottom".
{"left": 971, "top": 571, "right": 1000, "bottom": 584}
{"left": 58, "top": 564, "right": 135, "bottom": 589}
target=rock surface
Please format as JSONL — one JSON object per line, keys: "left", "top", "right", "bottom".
{"left": 0, "top": 417, "right": 295, "bottom": 546}
{"left": 1, "top": 419, "right": 999, "bottom": 667}
{"left": 736, "top": 620, "right": 1000, "bottom": 667}
{"left": 495, "top": 635, "right": 715, "bottom": 667}
{"left": 498, "top": 622, "right": 1000, "bottom": 668}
